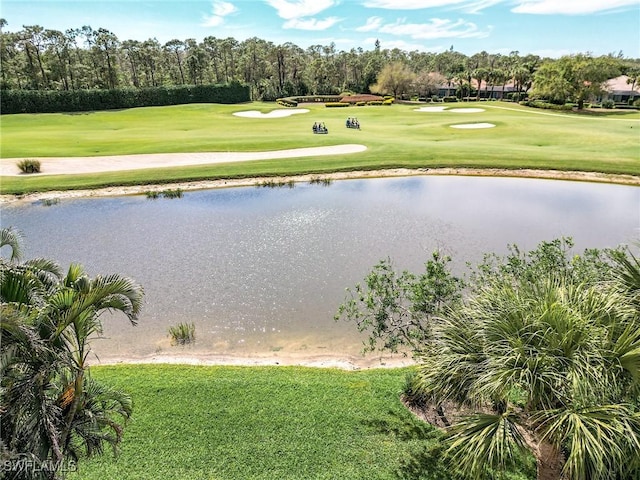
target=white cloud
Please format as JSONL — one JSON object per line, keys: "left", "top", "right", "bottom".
{"left": 265, "top": 0, "right": 337, "bottom": 20}
{"left": 356, "top": 16, "right": 384, "bottom": 32}
{"left": 379, "top": 17, "right": 491, "bottom": 39}
{"left": 362, "top": 0, "right": 466, "bottom": 8}
{"left": 365, "top": 37, "right": 446, "bottom": 52}
{"left": 458, "top": 0, "right": 503, "bottom": 13}
{"left": 362, "top": 0, "right": 504, "bottom": 13}
{"left": 512, "top": 0, "right": 639, "bottom": 15}
{"left": 202, "top": 1, "right": 237, "bottom": 27}
{"left": 283, "top": 16, "right": 342, "bottom": 30}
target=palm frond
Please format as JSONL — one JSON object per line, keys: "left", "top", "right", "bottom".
{"left": 0, "top": 227, "right": 24, "bottom": 262}
{"left": 446, "top": 412, "right": 527, "bottom": 479}
{"left": 533, "top": 403, "right": 639, "bottom": 480}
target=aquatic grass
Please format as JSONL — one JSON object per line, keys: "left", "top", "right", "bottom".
{"left": 144, "top": 190, "right": 160, "bottom": 199}
{"left": 66, "top": 365, "right": 535, "bottom": 480}
{"left": 40, "top": 197, "right": 60, "bottom": 206}
{"left": 309, "top": 176, "right": 333, "bottom": 186}
{"left": 168, "top": 322, "right": 195, "bottom": 345}
{"left": 256, "top": 179, "right": 296, "bottom": 188}
{"left": 1, "top": 101, "right": 639, "bottom": 194}
{"left": 161, "top": 188, "right": 183, "bottom": 198}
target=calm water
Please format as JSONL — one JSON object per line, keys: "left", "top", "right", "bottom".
{"left": 3, "top": 176, "right": 639, "bottom": 360}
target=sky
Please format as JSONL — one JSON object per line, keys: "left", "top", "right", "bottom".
{"left": 2, "top": 0, "right": 639, "bottom": 58}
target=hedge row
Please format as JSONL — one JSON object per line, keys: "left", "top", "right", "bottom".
{"left": 1, "top": 82, "right": 250, "bottom": 114}
{"left": 519, "top": 100, "right": 574, "bottom": 111}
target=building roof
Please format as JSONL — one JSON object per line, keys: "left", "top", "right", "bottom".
{"left": 605, "top": 75, "right": 640, "bottom": 95}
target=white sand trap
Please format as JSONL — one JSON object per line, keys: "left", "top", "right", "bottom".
{"left": 233, "top": 108, "right": 310, "bottom": 118}
{"left": 450, "top": 123, "right": 496, "bottom": 129}
{"left": 448, "top": 108, "right": 485, "bottom": 113}
{"left": 415, "top": 106, "right": 448, "bottom": 112}
{"left": 0, "top": 144, "right": 367, "bottom": 176}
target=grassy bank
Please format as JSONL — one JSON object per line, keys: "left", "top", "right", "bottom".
{"left": 1, "top": 101, "right": 639, "bottom": 194}
{"left": 68, "top": 365, "right": 534, "bottom": 480}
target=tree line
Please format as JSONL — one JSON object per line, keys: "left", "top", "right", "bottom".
{"left": 2, "top": 19, "right": 639, "bottom": 103}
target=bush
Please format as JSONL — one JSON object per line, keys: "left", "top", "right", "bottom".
{"left": 356, "top": 101, "right": 366, "bottom": 106}
{"left": 276, "top": 98, "right": 298, "bottom": 107}
{"left": 366, "top": 100, "right": 383, "bottom": 105}
{"left": 442, "top": 96, "right": 458, "bottom": 103}
{"left": 324, "top": 102, "right": 350, "bottom": 107}
{"left": 168, "top": 322, "right": 196, "bottom": 345}
{"left": 17, "top": 159, "right": 41, "bottom": 174}
{"left": 383, "top": 98, "right": 394, "bottom": 105}
{"left": 602, "top": 99, "right": 615, "bottom": 109}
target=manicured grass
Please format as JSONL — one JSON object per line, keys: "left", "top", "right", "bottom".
{"left": 1, "top": 101, "right": 639, "bottom": 194}
{"left": 67, "top": 365, "right": 534, "bottom": 480}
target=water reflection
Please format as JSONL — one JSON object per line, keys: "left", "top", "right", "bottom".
{"left": 3, "top": 176, "right": 638, "bottom": 361}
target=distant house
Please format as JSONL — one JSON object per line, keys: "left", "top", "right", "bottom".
{"left": 603, "top": 75, "right": 640, "bottom": 103}
{"left": 435, "top": 80, "right": 521, "bottom": 99}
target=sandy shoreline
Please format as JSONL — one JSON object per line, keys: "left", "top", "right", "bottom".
{"left": 93, "top": 352, "right": 417, "bottom": 370}
{"left": 2, "top": 167, "right": 639, "bottom": 204}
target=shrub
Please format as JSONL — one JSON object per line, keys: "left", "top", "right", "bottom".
{"left": 366, "top": 100, "right": 383, "bottom": 106}
{"left": 356, "top": 101, "right": 366, "bottom": 106}
{"left": 325, "top": 102, "right": 350, "bottom": 107}
{"left": 17, "top": 159, "right": 41, "bottom": 174}
{"left": 383, "top": 98, "right": 394, "bottom": 105}
{"left": 602, "top": 99, "right": 615, "bottom": 109}
{"left": 145, "top": 191, "right": 161, "bottom": 199}
{"left": 276, "top": 98, "right": 298, "bottom": 107}
{"left": 168, "top": 322, "right": 196, "bottom": 345}
{"left": 442, "top": 96, "right": 458, "bottom": 103}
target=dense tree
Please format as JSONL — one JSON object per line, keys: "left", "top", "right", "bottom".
{"left": 532, "top": 54, "right": 621, "bottom": 108}
{"left": 0, "top": 228, "right": 144, "bottom": 479}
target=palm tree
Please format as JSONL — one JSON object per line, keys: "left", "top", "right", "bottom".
{"left": 1, "top": 228, "right": 144, "bottom": 479}
{"left": 412, "top": 257, "right": 640, "bottom": 479}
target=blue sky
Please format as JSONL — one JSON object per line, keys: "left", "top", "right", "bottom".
{"left": 2, "top": 0, "right": 639, "bottom": 58}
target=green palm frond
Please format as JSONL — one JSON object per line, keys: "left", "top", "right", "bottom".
{"left": 0, "top": 227, "right": 24, "bottom": 262}
{"left": 446, "top": 412, "right": 527, "bottom": 479}
{"left": 533, "top": 403, "right": 640, "bottom": 480}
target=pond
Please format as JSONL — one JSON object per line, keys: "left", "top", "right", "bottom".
{"left": 3, "top": 175, "right": 638, "bottom": 363}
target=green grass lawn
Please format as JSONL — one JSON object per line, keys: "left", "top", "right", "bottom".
{"left": 67, "top": 365, "right": 534, "bottom": 480}
{"left": 1, "top": 101, "right": 639, "bottom": 194}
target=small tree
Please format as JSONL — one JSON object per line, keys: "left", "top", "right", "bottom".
{"left": 370, "top": 61, "right": 416, "bottom": 99}
{"left": 0, "top": 228, "right": 144, "bottom": 479}
{"left": 338, "top": 239, "right": 640, "bottom": 480}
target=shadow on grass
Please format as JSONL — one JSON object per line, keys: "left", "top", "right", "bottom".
{"left": 362, "top": 408, "right": 454, "bottom": 480}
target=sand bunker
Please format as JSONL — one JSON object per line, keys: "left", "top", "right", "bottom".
{"left": 415, "top": 106, "right": 448, "bottom": 112}
{"left": 233, "top": 108, "right": 310, "bottom": 118}
{"left": 0, "top": 144, "right": 367, "bottom": 176}
{"left": 448, "top": 108, "right": 485, "bottom": 113}
{"left": 450, "top": 123, "right": 496, "bottom": 129}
